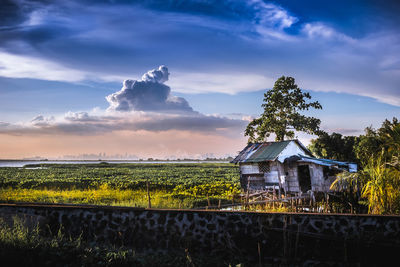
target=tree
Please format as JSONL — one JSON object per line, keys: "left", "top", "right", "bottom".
{"left": 355, "top": 117, "right": 400, "bottom": 165}
{"left": 308, "top": 132, "right": 359, "bottom": 163}
{"left": 245, "top": 76, "right": 324, "bottom": 142}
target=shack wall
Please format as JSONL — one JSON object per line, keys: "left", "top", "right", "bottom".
{"left": 240, "top": 161, "right": 338, "bottom": 193}
{"left": 284, "top": 163, "right": 300, "bottom": 193}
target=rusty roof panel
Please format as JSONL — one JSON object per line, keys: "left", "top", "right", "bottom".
{"left": 231, "top": 141, "right": 291, "bottom": 163}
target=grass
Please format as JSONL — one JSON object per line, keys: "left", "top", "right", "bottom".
{"left": 0, "top": 163, "right": 241, "bottom": 209}
{"left": 0, "top": 183, "right": 241, "bottom": 209}
{"left": 0, "top": 216, "right": 246, "bottom": 266}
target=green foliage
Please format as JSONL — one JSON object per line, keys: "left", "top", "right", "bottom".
{"left": 327, "top": 118, "right": 400, "bottom": 214}
{"left": 0, "top": 163, "right": 238, "bottom": 190}
{"left": 361, "top": 153, "right": 400, "bottom": 214}
{"left": 355, "top": 117, "right": 400, "bottom": 165}
{"left": 308, "top": 132, "right": 359, "bottom": 163}
{"left": 245, "top": 76, "right": 323, "bottom": 142}
{"left": 330, "top": 171, "right": 364, "bottom": 213}
{"left": 0, "top": 163, "right": 240, "bottom": 209}
{"left": 331, "top": 152, "right": 400, "bottom": 214}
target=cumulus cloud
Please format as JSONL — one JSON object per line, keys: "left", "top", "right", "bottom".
{"left": 106, "top": 65, "right": 193, "bottom": 113}
{"left": 0, "top": 65, "right": 248, "bottom": 136}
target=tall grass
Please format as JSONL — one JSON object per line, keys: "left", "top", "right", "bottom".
{"left": 0, "top": 182, "right": 240, "bottom": 209}
{"left": 331, "top": 152, "right": 400, "bottom": 214}
{"left": 361, "top": 153, "right": 399, "bottom": 214}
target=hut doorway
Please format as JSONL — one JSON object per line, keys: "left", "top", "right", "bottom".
{"left": 298, "top": 165, "right": 311, "bottom": 193}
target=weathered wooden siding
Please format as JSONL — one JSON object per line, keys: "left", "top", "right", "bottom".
{"left": 284, "top": 164, "right": 300, "bottom": 193}
{"left": 309, "top": 164, "right": 324, "bottom": 191}
{"left": 240, "top": 164, "right": 259, "bottom": 174}
{"left": 240, "top": 161, "right": 339, "bottom": 193}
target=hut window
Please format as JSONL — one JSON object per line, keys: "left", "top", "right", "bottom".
{"left": 258, "top": 162, "right": 270, "bottom": 173}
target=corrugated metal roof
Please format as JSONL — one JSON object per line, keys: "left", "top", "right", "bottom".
{"left": 296, "top": 155, "right": 357, "bottom": 172}
{"left": 231, "top": 140, "right": 292, "bottom": 163}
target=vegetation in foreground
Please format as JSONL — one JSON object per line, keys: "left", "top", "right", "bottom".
{"left": 0, "top": 163, "right": 241, "bottom": 209}
{"left": 0, "top": 217, "right": 241, "bottom": 267}
{"left": 313, "top": 118, "right": 400, "bottom": 214}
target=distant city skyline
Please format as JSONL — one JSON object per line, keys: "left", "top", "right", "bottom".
{"left": 10, "top": 152, "right": 231, "bottom": 161}
{"left": 0, "top": 0, "right": 399, "bottom": 159}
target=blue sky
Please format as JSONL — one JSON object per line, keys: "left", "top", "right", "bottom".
{"left": 0, "top": 0, "right": 399, "bottom": 159}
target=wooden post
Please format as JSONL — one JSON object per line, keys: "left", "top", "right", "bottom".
{"left": 291, "top": 198, "right": 294, "bottom": 211}
{"left": 218, "top": 199, "right": 221, "bottom": 209}
{"left": 276, "top": 162, "right": 282, "bottom": 199}
{"left": 272, "top": 189, "right": 276, "bottom": 209}
{"left": 246, "top": 180, "right": 250, "bottom": 210}
{"left": 146, "top": 178, "right": 151, "bottom": 209}
{"left": 207, "top": 194, "right": 211, "bottom": 209}
{"left": 325, "top": 193, "right": 328, "bottom": 213}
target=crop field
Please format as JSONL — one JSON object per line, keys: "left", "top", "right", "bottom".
{"left": 0, "top": 163, "right": 241, "bottom": 208}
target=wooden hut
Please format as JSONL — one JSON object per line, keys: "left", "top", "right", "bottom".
{"left": 231, "top": 140, "right": 357, "bottom": 194}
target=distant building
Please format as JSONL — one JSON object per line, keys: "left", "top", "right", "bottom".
{"left": 231, "top": 140, "right": 357, "bottom": 194}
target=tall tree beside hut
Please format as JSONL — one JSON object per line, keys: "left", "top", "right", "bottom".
{"left": 245, "top": 76, "right": 324, "bottom": 142}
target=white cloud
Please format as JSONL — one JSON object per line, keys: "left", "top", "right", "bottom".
{"left": 251, "top": 1, "right": 298, "bottom": 30}
{"left": 106, "top": 66, "right": 194, "bottom": 112}
{"left": 0, "top": 66, "right": 248, "bottom": 136}
{"left": 302, "top": 23, "right": 354, "bottom": 43}
{"left": 0, "top": 51, "right": 87, "bottom": 82}
{"left": 168, "top": 71, "right": 274, "bottom": 94}
{"left": 0, "top": 50, "right": 131, "bottom": 83}
{"left": 248, "top": 1, "right": 298, "bottom": 41}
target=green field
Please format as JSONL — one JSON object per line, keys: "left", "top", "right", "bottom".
{"left": 0, "top": 163, "right": 241, "bottom": 208}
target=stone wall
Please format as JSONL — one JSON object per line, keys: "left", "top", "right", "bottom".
{"left": 1, "top": 203, "right": 400, "bottom": 265}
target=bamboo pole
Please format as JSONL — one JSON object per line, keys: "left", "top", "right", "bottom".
{"left": 276, "top": 162, "right": 282, "bottom": 199}
{"left": 146, "top": 178, "right": 151, "bottom": 209}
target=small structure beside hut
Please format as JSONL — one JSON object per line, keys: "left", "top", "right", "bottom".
{"left": 231, "top": 140, "right": 357, "bottom": 195}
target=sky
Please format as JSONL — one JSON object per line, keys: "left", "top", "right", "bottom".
{"left": 0, "top": 0, "right": 399, "bottom": 159}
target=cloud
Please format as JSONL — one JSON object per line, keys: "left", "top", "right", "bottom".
{"left": 301, "top": 23, "right": 354, "bottom": 42}
{"left": 250, "top": 0, "right": 298, "bottom": 40}
{"left": 0, "top": 65, "right": 247, "bottom": 137}
{"left": 106, "top": 65, "right": 194, "bottom": 113}
{"left": 169, "top": 71, "right": 274, "bottom": 94}
{"left": 64, "top": 111, "right": 100, "bottom": 122}
{"left": 31, "top": 114, "right": 54, "bottom": 126}
{"left": 0, "top": 51, "right": 87, "bottom": 82}
{"left": 0, "top": 111, "right": 246, "bottom": 137}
